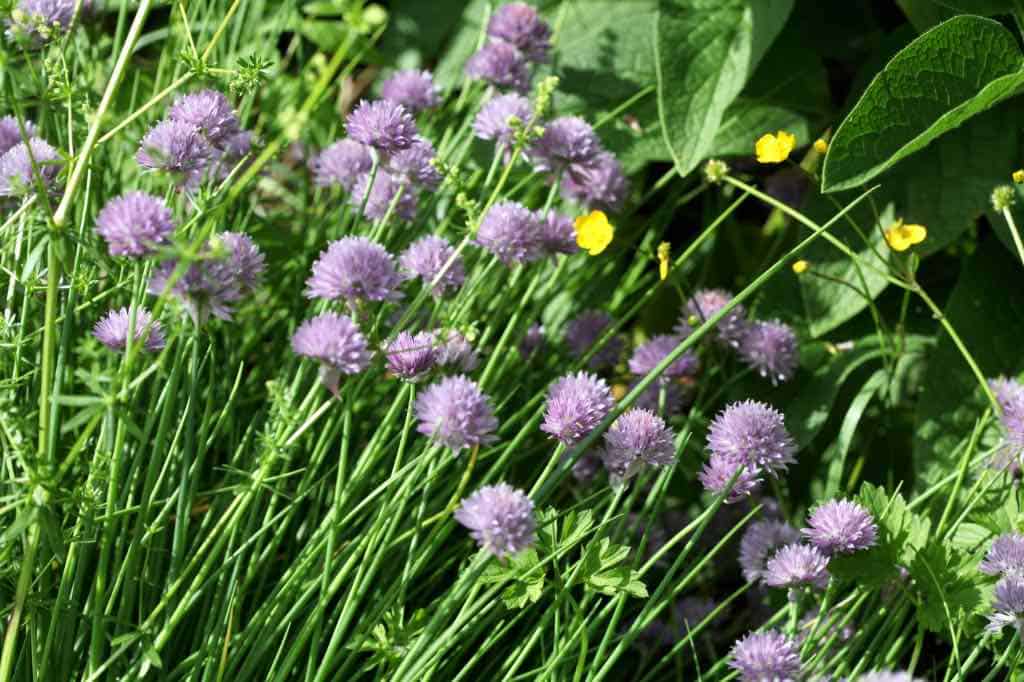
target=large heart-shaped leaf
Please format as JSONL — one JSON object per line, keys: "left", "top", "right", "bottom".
{"left": 655, "top": 0, "right": 793, "bottom": 178}
{"left": 822, "top": 16, "right": 1024, "bottom": 192}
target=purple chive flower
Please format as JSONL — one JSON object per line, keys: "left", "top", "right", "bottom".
{"left": 208, "top": 130, "right": 254, "bottom": 180}
{"left": 465, "top": 42, "right": 530, "bottom": 92}
{"left": 350, "top": 170, "right": 419, "bottom": 222}
{"left": 386, "top": 136, "right": 442, "bottom": 190}
{"left": 698, "top": 454, "right": 763, "bottom": 502}
{"left": 764, "top": 543, "right": 830, "bottom": 590}
{"left": 571, "top": 453, "right": 601, "bottom": 483}
{"left": 0, "top": 138, "right": 62, "bottom": 197}
{"left": 345, "top": 100, "right": 418, "bottom": 155}
{"left": 739, "top": 320, "right": 799, "bottom": 385}
{"left": 95, "top": 192, "right": 175, "bottom": 257}
{"left": 305, "top": 237, "right": 403, "bottom": 303}
{"left": 990, "top": 376, "right": 1024, "bottom": 471}
{"left": 474, "top": 93, "right": 532, "bottom": 148}
{"left": 8, "top": 0, "right": 84, "bottom": 42}
{"left": 600, "top": 408, "right": 676, "bottom": 483}
{"left": 436, "top": 329, "right": 480, "bottom": 372}
{"left": 535, "top": 210, "right": 579, "bottom": 256}
{"left": 980, "top": 532, "right": 1024, "bottom": 576}
{"left": 529, "top": 116, "right": 602, "bottom": 173}
{"left": 309, "top": 139, "right": 372, "bottom": 191}
{"left": 487, "top": 2, "right": 551, "bottom": 62}
{"left": 454, "top": 483, "right": 535, "bottom": 558}
{"left": 541, "top": 371, "right": 614, "bottom": 446}
{"left": 519, "top": 323, "right": 545, "bottom": 360}
{"left": 564, "top": 310, "right": 625, "bottom": 371}
{"left": 628, "top": 334, "right": 698, "bottom": 383}
{"left": 136, "top": 120, "right": 211, "bottom": 184}
{"left": 416, "top": 375, "right": 499, "bottom": 452}
{"left": 0, "top": 116, "right": 37, "bottom": 157}
{"left": 168, "top": 89, "right": 239, "bottom": 146}
{"left": 93, "top": 307, "right": 165, "bottom": 352}
{"left": 729, "top": 630, "right": 802, "bottom": 682}
{"left": 385, "top": 331, "right": 438, "bottom": 381}
{"left": 380, "top": 69, "right": 441, "bottom": 112}
{"left": 987, "top": 573, "right": 1024, "bottom": 638}
{"left": 399, "top": 235, "right": 464, "bottom": 298}
{"left": 475, "top": 200, "right": 542, "bottom": 266}
{"left": 292, "top": 312, "right": 372, "bottom": 392}
{"left": 562, "top": 151, "right": 629, "bottom": 212}
{"left": 739, "top": 519, "right": 801, "bottom": 583}
{"left": 991, "top": 376, "right": 1024, "bottom": 411}
{"left": 708, "top": 400, "right": 796, "bottom": 476}
{"left": 802, "top": 499, "right": 878, "bottom": 556}
{"left": 681, "top": 288, "right": 747, "bottom": 347}
{"left": 148, "top": 232, "right": 264, "bottom": 324}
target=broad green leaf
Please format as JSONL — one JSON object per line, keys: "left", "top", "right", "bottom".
{"left": 822, "top": 370, "right": 887, "bottom": 498}
{"left": 586, "top": 566, "right": 648, "bottom": 598}
{"left": 822, "top": 16, "right": 1024, "bottom": 192}
{"left": 911, "top": 544, "right": 982, "bottom": 635}
{"left": 895, "top": 0, "right": 956, "bottom": 33}
{"left": 655, "top": 0, "right": 793, "bottom": 177}
{"left": 933, "top": 0, "right": 1017, "bottom": 13}
{"left": 709, "top": 101, "right": 809, "bottom": 157}
{"left": 914, "top": 239, "right": 1024, "bottom": 482}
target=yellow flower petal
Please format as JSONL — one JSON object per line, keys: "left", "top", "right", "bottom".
{"left": 657, "top": 241, "right": 670, "bottom": 280}
{"left": 1013, "top": 169, "right": 1024, "bottom": 184}
{"left": 884, "top": 219, "right": 927, "bottom": 252}
{"left": 792, "top": 259, "right": 809, "bottom": 274}
{"left": 574, "top": 210, "right": 614, "bottom": 256}
{"left": 813, "top": 138, "right": 828, "bottom": 154}
{"left": 755, "top": 131, "right": 796, "bottom": 164}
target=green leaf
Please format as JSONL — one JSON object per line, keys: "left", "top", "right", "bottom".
{"left": 586, "top": 566, "right": 648, "bottom": 598}
{"left": 500, "top": 577, "right": 545, "bottom": 609}
{"left": 911, "top": 544, "right": 982, "bottom": 634}
{"left": 859, "top": 482, "right": 931, "bottom": 566}
{"left": 655, "top": 0, "right": 793, "bottom": 177}
{"left": 709, "top": 100, "right": 809, "bottom": 157}
{"left": 914, "top": 239, "right": 1024, "bottom": 482}
{"left": 822, "top": 16, "right": 1024, "bottom": 192}
{"left": 932, "top": 0, "right": 1017, "bottom": 13}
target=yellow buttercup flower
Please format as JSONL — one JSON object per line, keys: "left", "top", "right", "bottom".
{"left": 1013, "top": 169, "right": 1024, "bottom": 184}
{"left": 813, "top": 138, "right": 828, "bottom": 154}
{"left": 755, "top": 131, "right": 796, "bottom": 164}
{"left": 884, "top": 219, "right": 927, "bottom": 252}
{"left": 792, "top": 259, "right": 809, "bottom": 274}
{"left": 657, "top": 241, "right": 670, "bottom": 280}
{"left": 574, "top": 210, "right": 614, "bottom": 256}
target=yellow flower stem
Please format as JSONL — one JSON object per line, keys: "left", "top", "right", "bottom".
{"left": 1001, "top": 206, "right": 1024, "bottom": 268}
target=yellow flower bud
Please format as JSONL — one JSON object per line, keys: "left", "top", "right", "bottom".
{"left": 813, "top": 139, "right": 828, "bottom": 154}
{"left": 657, "top": 241, "right": 670, "bottom": 280}
{"left": 1013, "top": 169, "right": 1024, "bottom": 184}
{"left": 792, "top": 260, "right": 809, "bottom": 274}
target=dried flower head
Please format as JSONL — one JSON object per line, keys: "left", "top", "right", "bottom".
{"left": 474, "top": 93, "right": 532, "bottom": 148}
{"left": 292, "top": 312, "right": 372, "bottom": 391}
{"left": 562, "top": 151, "right": 629, "bottom": 212}
{"left": 0, "top": 138, "right": 62, "bottom": 197}
{"left": 855, "top": 672, "right": 922, "bottom": 682}
{"left": 345, "top": 100, "right": 418, "bottom": 155}
{"left": 541, "top": 371, "right": 614, "bottom": 446}
{"left": 487, "top": 2, "right": 552, "bottom": 62}
{"left": 802, "top": 499, "right": 878, "bottom": 556}
{"left": 739, "top": 320, "right": 799, "bottom": 385}
{"left": 306, "top": 237, "right": 403, "bottom": 304}
{"left": 628, "top": 334, "right": 698, "bottom": 383}
{"left": 564, "top": 310, "right": 624, "bottom": 371}
{"left": 350, "top": 170, "right": 419, "bottom": 221}
{"left": 729, "top": 630, "right": 802, "bottom": 682}
{"left": 380, "top": 69, "right": 441, "bottom": 112}
{"left": 0, "top": 116, "right": 37, "bottom": 157}
{"left": 465, "top": 42, "right": 530, "bottom": 92}
{"left": 168, "top": 89, "right": 240, "bottom": 146}
{"left": 93, "top": 307, "right": 165, "bottom": 352}
{"left": 739, "top": 519, "right": 801, "bottom": 583}
{"left": 310, "top": 139, "right": 372, "bottom": 191}
{"left": 455, "top": 483, "right": 535, "bottom": 558}
{"left": 436, "top": 329, "right": 480, "bottom": 372}
{"left": 385, "top": 331, "right": 438, "bottom": 382}
{"left": 475, "top": 200, "right": 542, "bottom": 265}
{"left": 416, "top": 375, "right": 499, "bottom": 451}
{"left": 95, "top": 192, "right": 175, "bottom": 257}
{"left": 600, "top": 408, "right": 676, "bottom": 483}
{"left": 399, "top": 235, "right": 465, "bottom": 298}
{"left": 980, "top": 532, "right": 1024, "bottom": 577}
{"left": 763, "top": 543, "right": 829, "bottom": 589}
{"left": 530, "top": 116, "right": 601, "bottom": 173}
